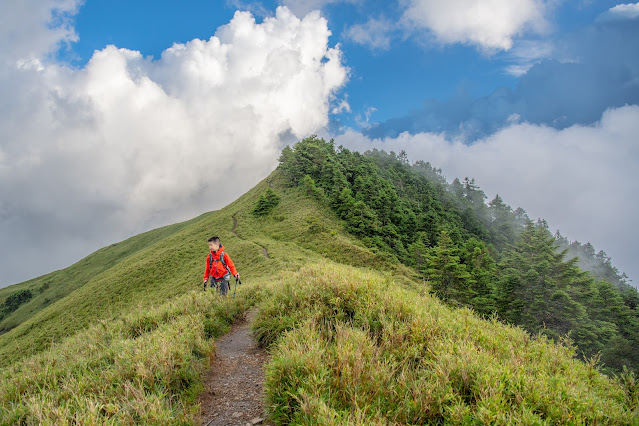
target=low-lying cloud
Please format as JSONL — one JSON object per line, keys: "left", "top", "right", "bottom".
{"left": 336, "top": 105, "right": 639, "bottom": 284}
{"left": 0, "top": 6, "right": 347, "bottom": 286}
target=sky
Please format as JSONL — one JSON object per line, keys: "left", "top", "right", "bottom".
{"left": 0, "top": 0, "right": 638, "bottom": 288}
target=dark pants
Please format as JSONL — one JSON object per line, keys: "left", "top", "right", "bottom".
{"left": 209, "top": 274, "right": 230, "bottom": 296}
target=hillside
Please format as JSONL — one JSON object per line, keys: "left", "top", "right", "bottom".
{"left": 0, "top": 213, "right": 209, "bottom": 334}
{"left": 1, "top": 139, "right": 638, "bottom": 423}
{"left": 278, "top": 136, "right": 639, "bottom": 374}
{"left": 0, "top": 171, "right": 397, "bottom": 367}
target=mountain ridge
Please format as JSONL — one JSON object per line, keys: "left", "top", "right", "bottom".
{"left": 0, "top": 138, "right": 637, "bottom": 423}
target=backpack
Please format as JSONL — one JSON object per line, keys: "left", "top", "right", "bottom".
{"left": 209, "top": 250, "right": 231, "bottom": 279}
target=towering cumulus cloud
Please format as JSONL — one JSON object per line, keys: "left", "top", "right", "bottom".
{"left": 0, "top": 6, "right": 347, "bottom": 285}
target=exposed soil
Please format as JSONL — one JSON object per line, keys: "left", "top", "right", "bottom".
{"left": 232, "top": 213, "right": 269, "bottom": 259}
{"left": 232, "top": 215, "right": 239, "bottom": 237}
{"left": 199, "top": 310, "right": 270, "bottom": 426}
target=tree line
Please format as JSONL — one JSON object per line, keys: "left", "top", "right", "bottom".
{"left": 278, "top": 136, "right": 639, "bottom": 374}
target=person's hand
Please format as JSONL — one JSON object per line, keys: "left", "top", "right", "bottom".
{"left": 235, "top": 273, "right": 240, "bottom": 280}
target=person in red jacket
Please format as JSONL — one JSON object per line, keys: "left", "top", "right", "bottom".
{"left": 203, "top": 236, "right": 239, "bottom": 295}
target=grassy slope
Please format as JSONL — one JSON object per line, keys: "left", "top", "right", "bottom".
{"left": 0, "top": 279, "right": 262, "bottom": 424}
{"left": 255, "top": 263, "right": 638, "bottom": 424}
{"left": 1, "top": 170, "right": 636, "bottom": 423}
{"left": 0, "top": 171, "right": 393, "bottom": 367}
{"left": 0, "top": 212, "right": 209, "bottom": 333}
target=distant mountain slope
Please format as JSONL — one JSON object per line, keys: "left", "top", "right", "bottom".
{"left": 0, "top": 172, "right": 401, "bottom": 367}
{"left": 3, "top": 138, "right": 637, "bottom": 374}
{"left": 0, "top": 213, "right": 209, "bottom": 334}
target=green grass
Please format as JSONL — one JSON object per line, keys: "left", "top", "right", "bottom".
{"left": 1, "top": 168, "right": 636, "bottom": 424}
{"left": 254, "top": 262, "right": 638, "bottom": 424}
{"left": 0, "top": 171, "right": 391, "bottom": 367}
{"left": 0, "top": 169, "right": 396, "bottom": 423}
{"left": 0, "top": 284, "right": 261, "bottom": 424}
{"left": 0, "top": 212, "right": 210, "bottom": 334}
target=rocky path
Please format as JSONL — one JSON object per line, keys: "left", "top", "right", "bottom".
{"left": 199, "top": 310, "right": 269, "bottom": 426}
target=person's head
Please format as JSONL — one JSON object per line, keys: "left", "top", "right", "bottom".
{"left": 208, "top": 236, "right": 221, "bottom": 251}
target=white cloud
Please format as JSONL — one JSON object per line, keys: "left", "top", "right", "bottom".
{"left": 597, "top": 2, "right": 639, "bottom": 22}
{"left": 354, "top": 106, "right": 377, "bottom": 127}
{"left": 332, "top": 95, "right": 351, "bottom": 114}
{"left": 502, "top": 40, "right": 553, "bottom": 76}
{"left": 504, "top": 64, "right": 533, "bottom": 76}
{"left": 0, "top": 0, "right": 82, "bottom": 64}
{"left": 400, "top": 0, "right": 549, "bottom": 51}
{"left": 510, "top": 39, "right": 554, "bottom": 61}
{"left": 335, "top": 105, "right": 639, "bottom": 283}
{"left": 345, "top": 16, "right": 394, "bottom": 50}
{"left": 0, "top": 6, "right": 348, "bottom": 286}
{"left": 509, "top": 38, "right": 554, "bottom": 61}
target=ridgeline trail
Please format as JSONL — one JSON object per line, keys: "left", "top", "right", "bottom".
{"left": 232, "top": 213, "right": 270, "bottom": 259}
{"left": 232, "top": 215, "right": 239, "bottom": 237}
{"left": 201, "top": 216, "right": 270, "bottom": 425}
{"left": 199, "top": 310, "right": 269, "bottom": 426}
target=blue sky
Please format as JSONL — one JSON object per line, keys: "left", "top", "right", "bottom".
{"left": 65, "top": 0, "right": 529, "bottom": 125}
{"left": 63, "top": 1, "right": 639, "bottom": 138}
{"left": 1, "top": 0, "right": 638, "bottom": 287}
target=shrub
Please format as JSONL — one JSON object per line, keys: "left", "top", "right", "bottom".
{"left": 0, "top": 290, "right": 33, "bottom": 319}
{"left": 252, "top": 188, "right": 280, "bottom": 216}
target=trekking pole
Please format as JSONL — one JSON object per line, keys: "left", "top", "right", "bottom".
{"left": 233, "top": 276, "right": 242, "bottom": 298}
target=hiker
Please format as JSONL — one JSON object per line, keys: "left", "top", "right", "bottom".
{"left": 203, "top": 236, "right": 239, "bottom": 296}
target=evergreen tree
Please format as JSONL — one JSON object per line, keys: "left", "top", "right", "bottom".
{"left": 252, "top": 187, "right": 280, "bottom": 216}
{"left": 424, "top": 231, "right": 474, "bottom": 305}
{"left": 408, "top": 233, "right": 429, "bottom": 271}
{"left": 488, "top": 194, "right": 517, "bottom": 251}
{"left": 459, "top": 238, "right": 497, "bottom": 315}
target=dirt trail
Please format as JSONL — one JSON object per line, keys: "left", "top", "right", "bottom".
{"left": 231, "top": 213, "right": 270, "bottom": 259}
{"left": 200, "top": 310, "right": 269, "bottom": 426}
{"left": 232, "top": 215, "right": 239, "bottom": 237}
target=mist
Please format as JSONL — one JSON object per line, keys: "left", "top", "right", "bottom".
{"left": 335, "top": 105, "right": 639, "bottom": 286}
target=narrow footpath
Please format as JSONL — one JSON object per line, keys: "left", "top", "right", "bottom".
{"left": 232, "top": 213, "right": 269, "bottom": 259}
{"left": 199, "top": 310, "right": 269, "bottom": 426}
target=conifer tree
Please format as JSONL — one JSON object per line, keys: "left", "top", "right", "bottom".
{"left": 252, "top": 187, "right": 280, "bottom": 216}
{"left": 424, "top": 231, "right": 474, "bottom": 305}
{"left": 459, "top": 238, "right": 497, "bottom": 315}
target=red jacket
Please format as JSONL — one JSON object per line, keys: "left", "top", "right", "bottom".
{"left": 203, "top": 245, "right": 238, "bottom": 281}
